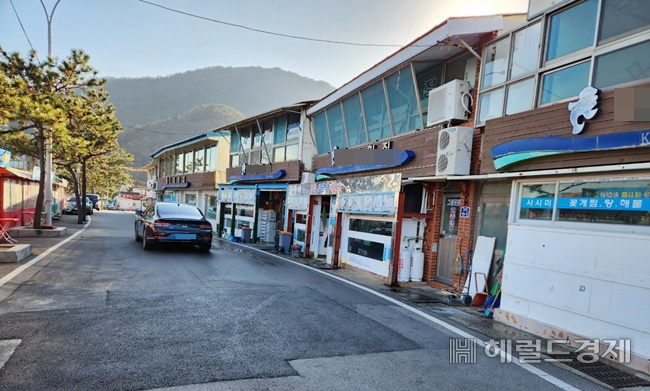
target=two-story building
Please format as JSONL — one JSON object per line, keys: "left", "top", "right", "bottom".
{"left": 287, "top": 14, "right": 526, "bottom": 286}
{"left": 471, "top": 0, "right": 650, "bottom": 375}
{"left": 217, "top": 103, "right": 314, "bottom": 245}
{"left": 146, "top": 131, "right": 230, "bottom": 228}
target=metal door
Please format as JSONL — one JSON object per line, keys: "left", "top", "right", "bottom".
{"left": 436, "top": 195, "right": 461, "bottom": 285}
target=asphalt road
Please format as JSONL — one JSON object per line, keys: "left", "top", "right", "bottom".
{"left": 0, "top": 211, "right": 607, "bottom": 391}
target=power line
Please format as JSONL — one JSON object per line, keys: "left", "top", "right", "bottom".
{"left": 137, "top": 0, "right": 415, "bottom": 48}
{"left": 9, "top": 0, "right": 41, "bottom": 63}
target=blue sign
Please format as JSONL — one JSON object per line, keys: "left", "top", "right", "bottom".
{"left": 460, "top": 206, "right": 470, "bottom": 218}
{"left": 557, "top": 197, "right": 650, "bottom": 211}
{"left": 521, "top": 198, "right": 555, "bottom": 209}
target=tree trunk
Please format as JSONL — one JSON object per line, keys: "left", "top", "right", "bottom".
{"left": 33, "top": 126, "right": 46, "bottom": 229}
{"left": 79, "top": 159, "right": 88, "bottom": 224}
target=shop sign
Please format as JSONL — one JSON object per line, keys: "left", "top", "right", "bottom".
{"left": 166, "top": 175, "right": 187, "bottom": 184}
{"left": 219, "top": 188, "right": 233, "bottom": 203}
{"left": 338, "top": 192, "right": 396, "bottom": 214}
{"left": 287, "top": 195, "right": 309, "bottom": 210}
{"left": 568, "top": 86, "right": 599, "bottom": 135}
{"left": 460, "top": 206, "right": 470, "bottom": 218}
{"left": 557, "top": 197, "right": 650, "bottom": 211}
{"left": 233, "top": 188, "right": 256, "bottom": 205}
{"left": 289, "top": 173, "right": 401, "bottom": 196}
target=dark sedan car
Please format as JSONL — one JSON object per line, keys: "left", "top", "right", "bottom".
{"left": 134, "top": 202, "right": 212, "bottom": 252}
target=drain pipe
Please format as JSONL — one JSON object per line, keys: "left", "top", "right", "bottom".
{"left": 402, "top": 236, "right": 423, "bottom": 247}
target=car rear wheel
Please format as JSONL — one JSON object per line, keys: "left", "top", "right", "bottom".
{"left": 142, "top": 230, "right": 153, "bottom": 250}
{"left": 134, "top": 224, "right": 142, "bottom": 241}
{"left": 198, "top": 243, "right": 211, "bottom": 253}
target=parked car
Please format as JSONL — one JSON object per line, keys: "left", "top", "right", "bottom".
{"left": 134, "top": 202, "right": 212, "bottom": 252}
{"left": 104, "top": 204, "right": 118, "bottom": 210}
{"left": 86, "top": 194, "right": 100, "bottom": 210}
{"left": 64, "top": 196, "right": 94, "bottom": 215}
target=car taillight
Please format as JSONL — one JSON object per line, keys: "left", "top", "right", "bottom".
{"left": 199, "top": 223, "right": 212, "bottom": 230}
{"left": 153, "top": 222, "right": 170, "bottom": 229}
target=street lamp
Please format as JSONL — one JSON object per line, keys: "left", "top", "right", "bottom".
{"left": 41, "top": 0, "right": 62, "bottom": 226}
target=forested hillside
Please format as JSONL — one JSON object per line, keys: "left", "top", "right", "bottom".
{"left": 119, "top": 104, "right": 245, "bottom": 171}
{"left": 105, "top": 66, "right": 335, "bottom": 128}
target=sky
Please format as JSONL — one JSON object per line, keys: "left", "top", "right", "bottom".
{"left": 1, "top": 0, "right": 529, "bottom": 88}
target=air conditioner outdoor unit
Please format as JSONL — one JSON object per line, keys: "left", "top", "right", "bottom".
{"left": 427, "top": 79, "right": 471, "bottom": 127}
{"left": 301, "top": 172, "right": 316, "bottom": 184}
{"left": 436, "top": 126, "right": 473, "bottom": 176}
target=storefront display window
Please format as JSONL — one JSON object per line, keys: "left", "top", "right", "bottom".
{"left": 518, "top": 178, "right": 650, "bottom": 226}
{"left": 347, "top": 238, "right": 385, "bottom": 262}
{"left": 349, "top": 219, "right": 393, "bottom": 236}
{"left": 185, "top": 193, "right": 196, "bottom": 206}
{"left": 519, "top": 183, "right": 556, "bottom": 220}
{"left": 205, "top": 195, "right": 217, "bottom": 220}
{"left": 557, "top": 180, "right": 650, "bottom": 225}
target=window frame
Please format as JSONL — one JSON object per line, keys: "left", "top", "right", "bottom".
{"left": 475, "top": 0, "right": 650, "bottom": 127}
{"left": 512, "top": 175, "right": 650, "bottom": 234}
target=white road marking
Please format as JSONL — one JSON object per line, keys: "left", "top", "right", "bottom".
{"left": 234, "top": 243, "right": 582, "bottom": 391}
{"left": 0, "top": 339, "right": 21, "bottom": 370}
{"left": 0, "top": 218, "right": 91, "bottom": 288}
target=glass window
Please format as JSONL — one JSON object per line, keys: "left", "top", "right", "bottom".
{"left": 594, "top": 40, "right": 650, "bottom": 90}
{"left": 231, "top": 154, "right": 240, "bottom": 168}
{"left": 546, "top": 0, "right": 598, "bottom": 61}
{"left": 342, "top": 94, "right": 367, "bottom": 147}
{"left": 175, "top": 153, "right": 182, "bottom": 174}
{"left": 273, "top": 146, "right": 285, "bottom": 162}
{"left": 541, "top": 61, "right": 591, "bottom": 104}
{"left": 206, "top": 145, "right": 217, "bottom": 171}
{"left": 479, "top": 202, "right": 509, "bottom": 251}
{"left": 510, "top": 23, "right": 541, "bottom": 80}
{"left": 349, "top": 219, "right": 393, "bottom": 236}
{"left": 598, "top": 0, "right": 650, "bottom": 44}
{"left": 287, "top": 113, "right": 301, "bottom": 141}
{"left": 285, "top": 144, "right": 299, "bottom": 161}
{"left": 193, "top": 148, "right": 203, "bottom": 173}
{"left": 184, "top": 193, "right": 196, "bottom": 206}
{"left": 556, "top": 180, "right": 650, "bottom": 225}
{"left": 519, "top": 183, "right": 556, "bottom": 220}
{"left": 205, "top": 195, "right": 217, "bottom": 220}
{"left": 347, "top": 238, "right": 385, "bottom": 261}
{"left": 184, "top": 151, "right": 193, "bottom": 174}
{"left": 414, "top": 62, "right": 444, "bottom": 124}
{"left": 313, "top": 111, "right": 331, "bottom": 154}
{"left": 445, "top": 53, "right": 473, "bottom": 84}
{"left": 239, "top": 127, "right": 251, "bottom": 151}
{"left": 261, "top": 148, "right": 270, "bottom": 164}
{"left": 386, "top": 66, "right": 422, "bottom": 135}
{"left": 230, "top": 131, "right": 240, "bottom": 153}
{"left": 252, "top": 125, "right": 262, "bottom": 148}
{"left": 505, "top": 78, "right": 535, "bottom": 115}
{"left": 286, "top": 122, "right": 300, "bottom": 141}
{"left": 478, "top": 88, "right": 504, "bottom": 124}
{"left": 273, "top": 116, "right": 287, "bottom": 144}
{"left": 249, "top": 150, "right": 261, "bottom": 165}
{"left": 361, "top": 81, "right": 392, "bottom": 141}
{"left": 482, "top": 37, "right": 510, "bottom": 89}
{"left": 295, "top": 213, "right": 307, "bottom": 224}
{"left": 261, "top": 120, "right": 273, "bottom": 147}
{"left": 326, "top": 104, "right": 347, "bottom": 149}
{"left": 296, "top": 229, "right": 306, "bottom": 242}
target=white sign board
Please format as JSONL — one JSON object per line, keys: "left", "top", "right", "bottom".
{"left": 464, "top": 236, "right": 496, "bottom": 298}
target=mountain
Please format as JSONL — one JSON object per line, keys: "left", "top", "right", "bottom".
{"left": 105, "top": 66, "right": 335, "bottom": 128}
{"left": 119, "top": 104, "right": 246, "bottom": 170}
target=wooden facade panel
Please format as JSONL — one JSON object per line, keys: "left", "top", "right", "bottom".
{"left": 310, "top": 125, "right": 454, "bottom": 180}
{"left": 481, "top": 84, "right": 650, "bottom": 173}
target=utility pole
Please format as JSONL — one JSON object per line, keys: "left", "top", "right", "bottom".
{"left": 41, "top": 0, "right": 62, "bottom": 226}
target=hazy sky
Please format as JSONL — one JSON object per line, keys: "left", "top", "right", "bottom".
{"left": 1, "top": 0, "right": 528, "bottom": 88}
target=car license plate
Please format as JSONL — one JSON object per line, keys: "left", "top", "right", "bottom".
{"left": 174, "top": 234, "right": 196, "bottom": 240}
